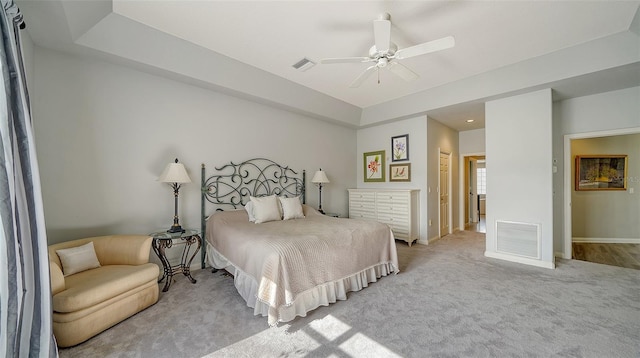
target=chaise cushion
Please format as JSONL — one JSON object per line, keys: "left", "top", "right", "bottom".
{"left": 52, "top": 263, "right": 158, "bottom": 313}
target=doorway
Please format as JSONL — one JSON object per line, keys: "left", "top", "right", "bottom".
{"left": 564, "top": 128, "right": 640, "bottom": 268}
{"left": 461, "top": 154, "right": 486, "bottom": 233}
{"left": 439, "top": 151, "right": 451, "bottom": 238}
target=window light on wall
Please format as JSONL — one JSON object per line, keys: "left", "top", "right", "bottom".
{"left": 477, "top": 167, "right": 486, "bottom": 195}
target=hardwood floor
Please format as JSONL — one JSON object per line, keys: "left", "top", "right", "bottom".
{"left": 465, "top": 215, "right": 486, "bottom": 233}
{"left": 572, "top": 242, "right": 640, "bottom": 270}
{"left": 462, "top": 217, "right": 637, "bottom": 270}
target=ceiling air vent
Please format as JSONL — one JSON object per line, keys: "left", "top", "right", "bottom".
{"left": 292, "top": 58, "right": 316, "bottom": 72}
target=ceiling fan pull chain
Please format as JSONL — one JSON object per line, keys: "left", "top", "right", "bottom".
{"left": 377, "top": 67, "right": 380, "bottom": 84}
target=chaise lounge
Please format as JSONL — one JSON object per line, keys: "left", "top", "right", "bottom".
{"left": 48, "top": 235, "right": 159, "bottom": 347}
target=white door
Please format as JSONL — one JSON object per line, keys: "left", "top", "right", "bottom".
{"left": 440, "top": 152, "right": 450, "bottom": 237}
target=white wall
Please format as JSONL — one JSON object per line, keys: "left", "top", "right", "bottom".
{"left": 427, "top": 118, "right": 459, "bottom": 239}
{"left": 485, "top": 89, "right": 554, "bottom": 268}
{"left": 459, "top": 129, "right": 486, "bottom": 154}
{"left": 356, "top": 116, "right": 428, "bottom": 242}
{"left": 553, "top": 86, "right": 640, "bottom": 254}
{"left": 32, "top": 47, "right": 357, "bottom": 248}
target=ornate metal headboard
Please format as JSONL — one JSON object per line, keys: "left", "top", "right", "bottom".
{"left": 200, "top": 158, "right": 306, "bottom": 268}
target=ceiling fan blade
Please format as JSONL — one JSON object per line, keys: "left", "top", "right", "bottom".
{"left": 373, "top": 18, "right": 391, "bottom": 53}
{"left": 394, "top": 35, "right": 455, "bottom": 60}
{"left": 388, "top": 61, "right": 419, "bottom": 81}
{"left": 320, "top": 57, "right": 373, "bottom": 64}
{"left": 349, "top": 65, "right": 378, "bottom": 88}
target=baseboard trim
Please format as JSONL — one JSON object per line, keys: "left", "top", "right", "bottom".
{"left": 417, "top": 231, "right": 463, "bottom": 246}
{"left": 428, "top": 235, "right": 441, "bottom": 244}
{"left": 573, "top": 237, "right": 640, "bottom": 244}
{"left": 554, "top": 251, "right": 568, "bottom": 259}
{"left": 484, "top": 251, "right": 555, "bottom": 269}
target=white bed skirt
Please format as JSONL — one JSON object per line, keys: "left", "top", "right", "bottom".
{"left": 207, "top": 242, "right": 398, "bottom": 326}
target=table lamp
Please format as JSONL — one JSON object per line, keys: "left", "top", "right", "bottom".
{"left": 158, "top": 158, "right": 191, "bottom": 233}
{"left": 311, "top": 168, "right": 330, "bottom": 214}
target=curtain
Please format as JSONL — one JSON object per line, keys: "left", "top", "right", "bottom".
{"left": 0, "top": 0, "right": 58, "bottom": 356}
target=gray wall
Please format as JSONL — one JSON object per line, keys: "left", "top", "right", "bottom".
{"left": 427, "top": 118, "right": 460, "bottom": 239}
{"left": 356, "top": 116, "right": 429, "bottom": 242}
{"left": 571, "top": 134, "right": 640, "bottom": 239}
{"left": 553, "top": 86, "right": 640, "bottom": 253}
{"left": 485, "top": 89, "right": 554, "bottom": 268}
{"left": 32, "top": 47, "right": 357, "bottom": 245}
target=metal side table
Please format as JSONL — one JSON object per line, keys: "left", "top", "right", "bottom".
{"left": 150, "top": 229, "right": 201, "bottom": 292}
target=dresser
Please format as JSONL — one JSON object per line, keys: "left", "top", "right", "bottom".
{"left": 348, "top": 189, "right": 420, "bottom": 246}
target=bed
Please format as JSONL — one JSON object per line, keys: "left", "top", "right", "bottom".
{"left": 201, "top": 158, "right": 399, "bottom": 326}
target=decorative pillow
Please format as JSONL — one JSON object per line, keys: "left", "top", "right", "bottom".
{"left": 250, "top": 195, "right": 282, "bottom": 224}
{"left": 279, "top": 196, "right": 305, "bottom": 220}
{"left": 244, "top": 201, "right": 256, "bottom": 222}
{"left": 56, "top": 241, "right": 101, "bottom": 276}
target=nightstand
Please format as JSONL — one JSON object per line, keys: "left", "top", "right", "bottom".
{"left": 150, "top": 229, "right": 201, "bottom": 292}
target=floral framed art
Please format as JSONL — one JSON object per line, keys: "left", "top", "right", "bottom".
{"left": 390, "top": 163, "right": 411, "bottom": 182}
{"left": 391, "top": 134, "right": 409, "bottom": 162}
{"left": 363, "top": 150, "right": 385, "bottom": 182}
{"left": 575, "top": 155, "right": 627, "bottom": 191}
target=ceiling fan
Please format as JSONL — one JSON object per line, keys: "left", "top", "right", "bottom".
{"left": 321, "top": 13, "right": 455, "bottom": 88}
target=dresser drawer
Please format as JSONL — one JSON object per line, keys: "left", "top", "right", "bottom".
{"left": 348, "top": 188, "right": 419, "bottom": 246}
{"left": 349, "top": 192, "right": 376, "bottom": 201}
{"left": 391, "top": 230, "right": 409, "bottom": 240}
{"left": 375, "top": 192, "right": 409, "bottom": 202}
{"left": 349, "top": 200, "right": 375, "bottom": 208}
{"left": 349, "top": 211, "right": 377, "bottom": 220}
{"left": 376, "top": 204, "right": 409, "bottom": 215}
{"left": 377, "top": 213, "right": 409, "bottom": 227}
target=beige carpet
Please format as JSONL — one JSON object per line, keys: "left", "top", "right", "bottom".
{"left": 58, "top": 231, "right": 640, "bottom": 358}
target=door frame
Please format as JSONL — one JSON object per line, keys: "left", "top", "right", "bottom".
{"left": 563, "top": 126, "right": 640, "bottom": 259}
{"left": 438, "top": 149, "right": 452, "bottom": 238}
{"left": 459, "top": 151, "right": 486, "bottom": 231}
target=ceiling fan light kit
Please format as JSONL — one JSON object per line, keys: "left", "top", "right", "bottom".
{"left": 321, "top": 12, "right": 455, "bottom": 87}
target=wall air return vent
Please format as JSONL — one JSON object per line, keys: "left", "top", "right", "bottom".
{"left": 496, "top": 220, "right": 540, "bottom": 259}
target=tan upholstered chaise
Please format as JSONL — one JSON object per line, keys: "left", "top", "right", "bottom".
{"left": 48, "top": 235, "right": 159, "bottom": 347}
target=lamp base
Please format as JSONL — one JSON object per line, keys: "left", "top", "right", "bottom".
{"left": 167, "top": 225, "right": 185, "bottom": 234}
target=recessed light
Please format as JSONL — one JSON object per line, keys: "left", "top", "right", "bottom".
{"left": 466, "top": 119, "right": 475, "bottom": 123}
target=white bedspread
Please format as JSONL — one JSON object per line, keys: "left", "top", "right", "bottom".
{"left": 205, "top": 206, "right": 399, "bottom": 325}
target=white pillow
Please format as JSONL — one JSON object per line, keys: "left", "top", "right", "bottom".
{"left": 250, "top": 195, "right": 282, "bottom": 224}
{"left": 279, "top": 196, "right": 305, "bottom": 220}
{"left": 56, "top": 241, "right": 101, "bottom": 276}
{"left": 244, "top": 201, "right": 256, "bottom": 222}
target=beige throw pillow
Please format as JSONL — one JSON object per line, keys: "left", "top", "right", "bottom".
{"left": 56, "top": 241, "right": 101, "bottom": 276}
{"left": 250, "top": 195, "right": 282, "bottom": 224}
{"left": 279, "top": 196, "right": 305, "bottom": 220}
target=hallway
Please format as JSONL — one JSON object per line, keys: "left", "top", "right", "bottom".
{"left": 465, "top": 215, "right": 486, "bottom": 233}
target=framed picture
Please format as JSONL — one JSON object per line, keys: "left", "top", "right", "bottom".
{"left": 390, "top": 163, "right": 411, "bottom": 182}
{"left": 575, "top": 155, "right": 627, "bottom": 191}
{"left": 391, "top": 134, "right": 409, "bottom": 162}
{"left": 363, "top": 150, "right": 385, "bottom": 182}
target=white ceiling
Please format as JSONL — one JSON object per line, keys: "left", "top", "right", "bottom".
{"left": 17, "top": 0, "right": 640, "bottom": 131}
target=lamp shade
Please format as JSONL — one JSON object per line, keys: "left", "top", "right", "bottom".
{"left": 158, "top": 159, "right": 191, "bottom": 183}
{"left": 311, "top": 169, "right": 329, "bottom": 184}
